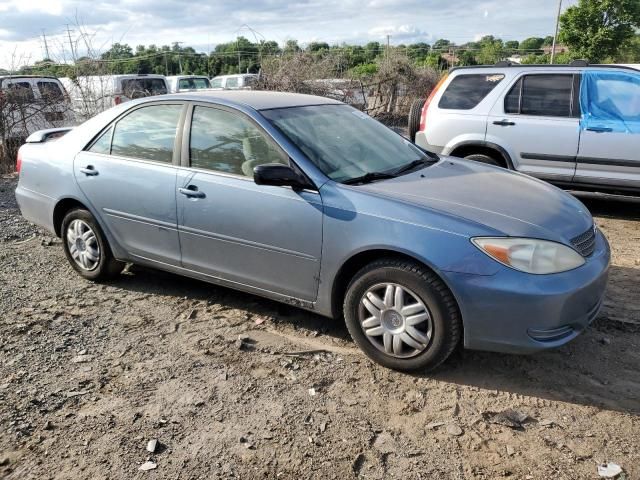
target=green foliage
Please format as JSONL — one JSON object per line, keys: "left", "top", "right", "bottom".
{"left": 432, "top": 39, "right": 451, "bottom": 51}
{"left": 349, "top": 63, "right": 378, "bottom": 77}
{"left": 559, "top": 0, "right": 640, "bottom": 63}
{"left": 519, "top": 37, "right": 545, "bottom": 51}
{"left": 617, "top": 34, "right": 640, "bottom": 62}
{"left": 475, "top": 36, "right": 505, "bottom": 65}
{"left": 504, "top": 40, "right": 519, "bottom": 50}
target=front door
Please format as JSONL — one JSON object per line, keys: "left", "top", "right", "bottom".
{"left": 487, "top": 73, "right": 580, "bottom": 181}
{"left": 176, "top": 105, "right": 323, "bottom": 301}
{"left": 575, "top": 70, "right": 640, "bottom": 190}
{"left": 74, "top": 103, "right": 185, "bottom": 265}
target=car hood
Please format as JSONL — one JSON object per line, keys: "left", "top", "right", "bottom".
{"left": 357, "top": 158, "right": 593, "bottom": 242}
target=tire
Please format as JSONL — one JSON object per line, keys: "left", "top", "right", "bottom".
{"left": 408, "top": 98, "right": 426, "bottom": 142}
{"left": 464, "top": 153, "right": 502, "bottom": 167}
{"left": 61, "top": 208, "right": 124, "bottom": 281}
{"left": 343, "top": 258, "right": 462, "bottom": 372}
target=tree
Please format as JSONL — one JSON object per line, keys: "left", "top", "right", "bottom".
{"left": 505, "top": 40, "right": 519, "bottom": 50}
{"left": 542, "top": 35, "right": 555, "bottom": 47}
{"left": 519, "top": 37, "right": 544, "bottom": 51}
{"left": 432, "top": 39, "right": 452, "bottom": 51}
{"left": 559, "top": 0, "right": 640, "bottom": 62}
{"left": 476, "top": 36, "right": 505, "bottom": 65}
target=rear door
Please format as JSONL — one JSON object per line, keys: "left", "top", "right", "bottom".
{"left": 487, "top": 73, "right": 580, "bottom": 181}
{"left": 575, "top": 70, "right": 640, "bottom": 190}
{"left": 74, "top": 102, "right": 186, "bottom": 265}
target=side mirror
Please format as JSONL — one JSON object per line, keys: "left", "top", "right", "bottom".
{"left": 253, "top": 164, "right": 313, "bottom": 190}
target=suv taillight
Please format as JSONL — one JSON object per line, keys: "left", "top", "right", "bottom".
{"left": 16, "top": 148, "right": 22, "bottom": 173}
{"left": 114, "top": 95, "right": 122, "bottom": 105}
{"left": 420, "top": 74, "right": 448, "bottom": 132}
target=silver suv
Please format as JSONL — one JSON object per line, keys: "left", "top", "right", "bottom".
{"left": 409, "top": 63, "right": 640, "bottom": 194}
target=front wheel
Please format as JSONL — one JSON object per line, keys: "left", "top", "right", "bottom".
{"left": 61, "top": 208, "right": 124, "bottom": 281}
{"left": 343, "top": 259, "right": 462, "bottom": 371}
{"left": 464, "top": 153, "right": 502, "bottom": 167}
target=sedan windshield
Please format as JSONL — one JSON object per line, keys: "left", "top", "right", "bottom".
{"left": 261, "top": 105, "right": 437, "bottom": 183}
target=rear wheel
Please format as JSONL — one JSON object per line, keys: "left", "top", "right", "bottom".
{"left": 343, "top": 258, "right": 462, "bottom": 371}
{"left": 464, "top": 153, "right": 502, "bottom": 167}
{"left": 61, "top": 208, "right": 124, "bottom": 281}
{"left": 408, "top": 99, "right": 426, "bottom": 142}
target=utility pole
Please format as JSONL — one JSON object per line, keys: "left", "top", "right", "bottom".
{"left": 386, "top": 34, "right": 391, "bottom": 62}
{"left": 550, "top": 0, "right": 563, "bottom": 64}
{"left": 174, "top": 41, "right": 184, "bottom": 74}
{"left": 41, "top": 30, "right": 50, "bottom": 60}
{"left": 66, "top": 24, "right": 76, "bottom": 62}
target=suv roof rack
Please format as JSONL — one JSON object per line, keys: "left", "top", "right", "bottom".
{"left": 449, "top": 63, "right": 638, "bottom": 73}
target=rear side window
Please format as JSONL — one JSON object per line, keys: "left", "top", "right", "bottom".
{"left": 37, "top": 81, "right": 64, "bottom": 101}
{"left": 110, "top": 104, "right": 182, "bottom": 163}
{"left": 505, "top": 74, "right": 575, "bottom": 117}
{"left": 225, "top": 77, "right": 239, "bottom": 88}
{"left": 439, "top": 74, "right": 505, "bottom": 110}
{"left": 178, "top": 78, "right": 210, "bottom": 89}
{"left": 211, "top": 78, "right": 223, "bottom": 88}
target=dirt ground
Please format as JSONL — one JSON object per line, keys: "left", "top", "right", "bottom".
{"left": 1, "top": 174, "right": 638, "bottom": 480}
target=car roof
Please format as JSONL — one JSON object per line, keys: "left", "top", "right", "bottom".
{"left": 0, "top": 75, "right": 61, "bottom": 81}
{"left": 162, "top": 90, "right": 343, "bottom": 110}
{"left": 450, "top": 63, "right": 639, "bottom": 74}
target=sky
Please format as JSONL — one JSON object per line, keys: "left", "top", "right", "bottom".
{"left": 0, "top": 0, "right": 576, "bottom": 69}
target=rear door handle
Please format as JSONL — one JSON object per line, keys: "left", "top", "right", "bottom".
{"left": 586, "top": 126, "right": 613, "bottom": 133}
{"left": 179, "top": 186, "right": 206, "bottom": 198}
{"left": 493, "top": 120, "right": 516, "bottom": 126}
{"left": 80, "top": 165, "right": 99, "bottom": 176}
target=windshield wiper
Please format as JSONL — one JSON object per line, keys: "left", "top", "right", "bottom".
{"left": 342, "top": 171, "right": 397, "bottom": 185}
{"left": 392, "top": 159, "right": 430, "bottom": 175}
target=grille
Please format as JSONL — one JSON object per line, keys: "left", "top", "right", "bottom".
{"left": 571, "top": 225, "right": 597, "bottom": 257}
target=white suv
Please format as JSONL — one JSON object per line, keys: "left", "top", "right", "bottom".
{"left": 409, "top": 63, "right": 640, "bottom": 194}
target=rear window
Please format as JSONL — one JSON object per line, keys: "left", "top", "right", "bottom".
{"left": 37, "top": 81, "right": 65, "bottom": 101}
{"left": 121, "top": 78, "right": 168, "bottom": 98}
{"left": 225, "top": 77, "right": 239, "bottom": 88}
{"left": 5, "top": 81, "right": 35, "bottom": 102}
{"left": 439, "top": 73, "right": 505, "bottom": 110}
{"left": 211, "top": 78, "right": 223, "bottom": 88}
{"left": 178, "top": 78, "right": 210, "bottom": 90}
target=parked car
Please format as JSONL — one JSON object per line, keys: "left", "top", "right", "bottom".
{"left": 166, "top": 75, "right": 212, "bottom": 93}
{"left": 409, "top": 63, "right": 640, "bottom": 195}
{"left": 210, "top": 74, "right": 258, "bottom": 90}
{"left": 60, "top": 75, "right": 168, "bottom": 120}
{"left": 16, "top": 91, "right": 610, "bottom": 371}
{"left": 305, "top": 79, "right": 367, "bottom": 110}
{"left": 0, "top": 75, "right": 75, "bottom": 142}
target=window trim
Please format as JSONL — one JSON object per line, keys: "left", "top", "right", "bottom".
{"left": 180, "top": 102, "right": 291, "bottom": 180}
{"left": 502, "top": 73, "right": 581, "bottom": 119}
{"left": 83, "top": 101, "right": 188, "bottom": 166}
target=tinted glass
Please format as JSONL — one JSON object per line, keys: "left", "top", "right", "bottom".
{"left": 111, "top": 105, "right": 182, "bottom": 162}
{"left": 521, "top": 74, "right": 573, "bottom": 117}
{"left": 6, "top": 82, "right": 35, "bottom": 102}
{"left": 504, "top": 78, "right": 522, "bottom": 114}
{"left": 225, "top": 77, "right": 239, "bottom": 88}
{"left": 439, "top": 74, "right": 504, "bottom": 110}
{"left": 37, "top": 81, "right": 64, "bottom": 101}
{"left": 121, "top": 78, "right": 168, "bottom": 98}
{"left": 211, "top": 78, "right": 223, "bottom": 88}
{"left": 262, "top": 105, "right": 435, "bottom": 183}
{"left": 190, "top": 107, "right": 287, "bottom": 176}
{"left": 178, "top": 78, "right": 210, "bottom": 89}
{"left": 88, "top": 126, "right": 113, "bottom": 154}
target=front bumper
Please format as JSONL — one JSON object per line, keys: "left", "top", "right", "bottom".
{"left": 444, "top": 229, "right": 611, "bottom": 354}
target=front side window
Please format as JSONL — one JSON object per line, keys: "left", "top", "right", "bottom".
{"left": 439, "top": 74, "right": 505, "bottom": 110}
{"left": 507, "top": 74, "right": 574, "bottom": 117}
{"left": 88, "top": 126, "right": 113, "bottom": 154}
{"left": 580, "top": 71, "right": 640, "bottom": 133}
{"left": 37, "top": 81, "right": 64, "bottom": 101}
{"left": 262, "top": 105, "right": 436, "bottom": 183}
{"left": 189, "top": 106, "right": 287, "bottom": 176}
{"left": 110, "top": 104, "right": 182, "bottom": 163}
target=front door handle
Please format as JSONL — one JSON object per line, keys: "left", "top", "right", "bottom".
{"left": 586, "top": 126, "right": 613, "bottom": 133}
{"left": 493, "top": 120, "right": 516, "bottom": 126}
{"left": 179, "top": 186, "right": 206, "bottom": 198}
{"left": 80, "top": 165, "right": 99, "bottom": 176}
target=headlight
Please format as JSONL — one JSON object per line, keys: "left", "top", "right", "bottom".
{"left": 472, "top": 237, "right": 586, "bottom": 274}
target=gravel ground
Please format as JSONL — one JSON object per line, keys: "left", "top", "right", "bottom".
{"left": 1, "top": 174, "right": 639, "bottom": 479}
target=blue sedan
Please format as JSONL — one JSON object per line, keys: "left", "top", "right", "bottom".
{"left": 15, "top": 91, "right": 610, "bottom": 371}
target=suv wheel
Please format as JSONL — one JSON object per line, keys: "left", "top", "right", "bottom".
{"left": 61, "top": 208, "right": 124, "bottom": 281}
{"left": 408, "top": 99, "right": 426, "bottom": 142}
{"left": 464, "top": 153, "right": 502, "bottom": 167}
{"left": 343, "top": 259, "right": 462, "bottom": 371}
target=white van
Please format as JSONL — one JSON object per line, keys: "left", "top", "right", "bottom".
{"left": 166, "top": 75, "right": 211, "bottom": 93}
{"left": 210, "top": 74, "right": 258, "bottom": 90}
{"left": 60, "top": 74, "right": 168, "bottom": 120}
{"left": 0, "top": 75, "right": 76, "bottom": 142}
